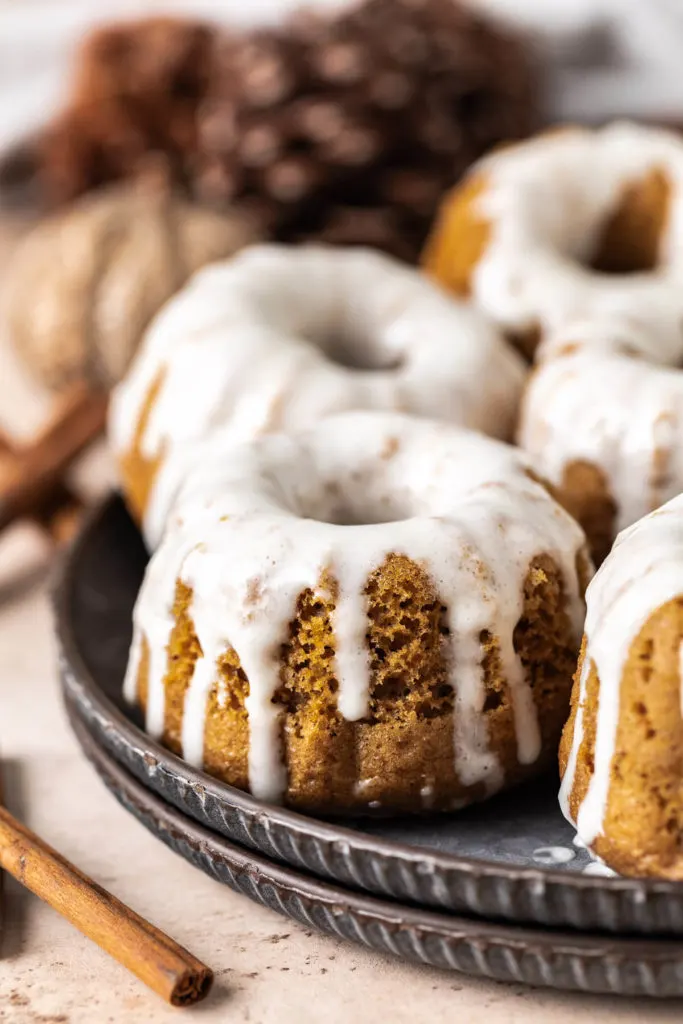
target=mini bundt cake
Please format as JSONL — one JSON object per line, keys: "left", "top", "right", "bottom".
{"left": 109, "top": 243, "right": 526, "bottom": 546}
{"left": 422, "top": 121, "right": 683, "bottom": 562}
{"left": 422, "top": 122, "right": 683, "bottom": 358}
{"left": 124, "top": 410, "right": 589, "bottom": 813}
{"left": 517, "top": 338, "right": 683, "bottom": 565}
{"left": 560, "top": 494, "right": 683, "bottom": 878}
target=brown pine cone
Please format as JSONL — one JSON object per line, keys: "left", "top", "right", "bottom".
{"left": 0, "top": 2, "right": 536, "bottom": 263}
{"left": 196, "top": 0, "right": 537, "bottom": 261}
{"left": 0, "top": 17, "right": 217, "bottom": 206}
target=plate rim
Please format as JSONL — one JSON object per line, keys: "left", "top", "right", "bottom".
{"left": 53, "top": 494, "right": 683, "bottom": 927}
{"left": 66, "top": 700, "right": 683, "bottom": 998}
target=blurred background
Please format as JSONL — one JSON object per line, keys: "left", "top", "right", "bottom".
{"left": 4, "top": 0, "right": 683, "bottom": 159}
{"left": 1, "top": 0, "right": 683, "bottom": 586}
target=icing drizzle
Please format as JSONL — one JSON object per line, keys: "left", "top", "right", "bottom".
{"left": 519, "top": 345, "right": 683, "bottom": 535}
{"left": 124, "top": 411, "right": 586, "bottom": 803}
{"left": 560, "top": 494, "right": 683, "bottom": 844}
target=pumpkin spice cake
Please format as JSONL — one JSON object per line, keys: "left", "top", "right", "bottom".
{"left": 560, "top": 494, "right": 683, "bottom": 878}
{"left": 424, "top": 123, "right": 683, "bottom": 562}
{"left": 422, "top": 123, "right": 680, "bottom": 352}
{"left": 109, "top": 244, "right": 526, "bottom": 547}
{"left": 123, "top": 411, "right": 589, "bottom": 813}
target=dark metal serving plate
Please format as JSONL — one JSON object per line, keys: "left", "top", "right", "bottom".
{"left": 67, "top": 705, "right": 683, "bottom": 998}
{"left": 55, "top": 496, "right": 683, "bottom": 935}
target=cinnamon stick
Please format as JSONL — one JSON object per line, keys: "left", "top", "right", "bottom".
{"left": 0, "top": 382, "right": 107, "bottom": 536}
{"left": 0, "top": 806, "right": 213, "bottom": 1006}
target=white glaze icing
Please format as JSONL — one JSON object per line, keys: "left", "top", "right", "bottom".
{"left": 459, "top": 123, "right": 683, "bottom": 541}
{"left": 532, "top": 845, "right": 575, "bottom": 865}
{"left": 109, "top": 244, "right": 526, "bottom": 547}
{"left": 463, "top": 122, "right": 683, "bottom": 342}
{"left": 124, "top": 410, "right": 587, "bottom": 804}
{"left": 581, "top": 861, "right": 617, "bottom": 877}
{"left": 560, "top": 494, "right": 683, "bottom": 846}
{"left": 518, "top": 345, "right": 683, "bottom": 535}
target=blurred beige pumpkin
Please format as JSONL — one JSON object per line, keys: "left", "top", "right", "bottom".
{"left": 6, "top": 183, "right": 259, "bottom": 391}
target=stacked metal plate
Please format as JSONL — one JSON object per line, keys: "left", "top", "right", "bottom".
{"left": 55, "top": 496, "right": 683, "bottom": 999}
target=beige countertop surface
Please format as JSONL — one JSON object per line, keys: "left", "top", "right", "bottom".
{"left": 0, "top": 220, "right": 680, "bottom": 1024}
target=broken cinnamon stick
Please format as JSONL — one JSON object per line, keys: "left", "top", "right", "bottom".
{"left": 0, "top": 382, "right": 107, "bottom": 536}
{"left": 0, "top": 806, "right": 213, "bottom": 1006}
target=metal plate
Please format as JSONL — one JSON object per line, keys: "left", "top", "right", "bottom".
{"left": 55, "top": 496, "right": 683, "bottom": 934}
{"left": 67, "top": 704, "right": 683, "bottom": 999}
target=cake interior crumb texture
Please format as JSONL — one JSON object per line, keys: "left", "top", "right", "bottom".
{"left": 561, "top": 597, "right": 683, "bottom": 879}
{"left": 134, "top": 552, "right": 581, "bottom": 812}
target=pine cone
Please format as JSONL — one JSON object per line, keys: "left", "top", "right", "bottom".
{"left": 0, "top": 2, "right": 536, "bottom": 262}
{"left": 196, "top": 0, "right": 537, "bottom": 261}
{"left": 0, "top": 17, "right": 217, "bottom": 206}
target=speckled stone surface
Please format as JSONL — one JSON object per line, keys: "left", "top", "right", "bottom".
{"left": 1, "top": 215, "right": 683, "bottom": 1023}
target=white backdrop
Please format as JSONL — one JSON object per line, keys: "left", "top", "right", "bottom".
{"left": 1, "top": 0, "right": 683, "bottom": 156}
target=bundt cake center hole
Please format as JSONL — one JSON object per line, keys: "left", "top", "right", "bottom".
{"left": 315, "top": 332, "right": 403, "bottom": 372}
{"left": 589, "top": 235, "right": 660, "bottom": 276}
{"left": 305, "top": 502, "right": 408, "bottom": 527}
{"left": 588, "top": 166, "right": 669, "bottom": 276}
{"left": 300, "top": 489, "right": 412, "bottom": 526}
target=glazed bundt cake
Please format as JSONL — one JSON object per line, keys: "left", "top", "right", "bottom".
{"left": 423, "top": 122, "right": 683, "bottom": 356}
{"left": 423, "top": 122, "right": 683, "bottom": 562}
{"left": 124, "top": 410, "right": 589, "bottom": 812}
{"left": 517, "top": 339, "right": 683, "bottom": 565}
{"left": 560, "top": 494, "right": 683, "bottom": 878}
{"left": 109, "top": 243, "right": 526, "bottom": 546}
